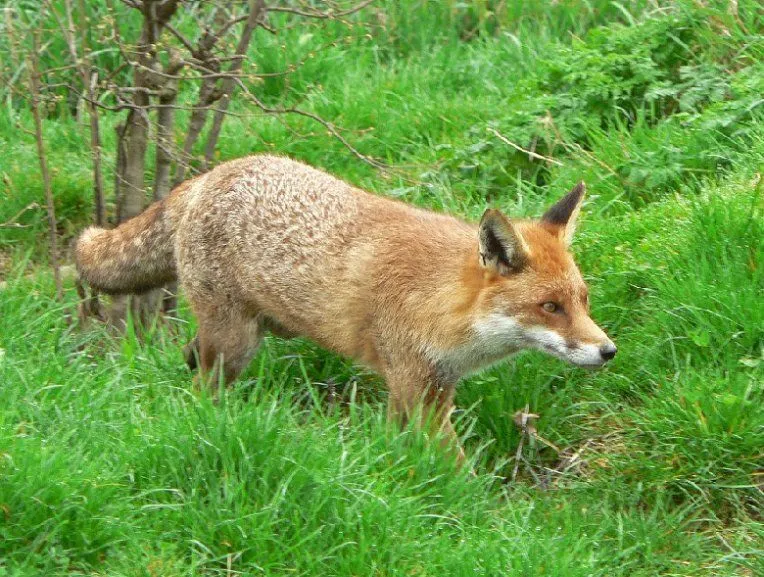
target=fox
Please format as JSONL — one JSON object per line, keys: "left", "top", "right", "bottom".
{"left": 75, "top": 155, "right": 616, "bottom": 458}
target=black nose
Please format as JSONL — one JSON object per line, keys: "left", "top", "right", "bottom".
{"left": 600, "top": 342, "right": 617, "bottom": 361}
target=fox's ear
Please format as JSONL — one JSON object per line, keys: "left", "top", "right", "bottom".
{"left": 478, "top": 209, "right": 528, "bottom": 275}
{"left": 541, "top": 182, "right": 586, "bottom": 245}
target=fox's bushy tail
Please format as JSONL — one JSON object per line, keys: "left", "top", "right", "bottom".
{"left": 75, "top": 200, "right": 177, "bottom": 295}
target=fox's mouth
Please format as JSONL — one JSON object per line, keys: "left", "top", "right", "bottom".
{"left": 535, "top": 339, "right": 608, "bottom": 368}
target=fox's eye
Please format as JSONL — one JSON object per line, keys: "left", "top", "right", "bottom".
{"left": 541, "top": 302, "right": 561, "bottom": 313}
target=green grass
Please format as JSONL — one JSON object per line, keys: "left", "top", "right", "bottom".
{"left": 1, "top": 1, "right": 762, "bottom": 575}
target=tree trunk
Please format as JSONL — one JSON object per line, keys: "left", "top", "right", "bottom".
{"left": 87, "top": 72, "right": 106, "bottom": 227}
{"left": 75, "top": 0, "right": 106, "bottom": 226}
{"left": 117, "top": 106, "right": 149, "bottom": 221}
{"left": 27, "top": 29, "right": 62, "bottom": 301}
{"left": 115, "top": 0, "right": 179, "bottom": 325}
{"left": 117, "top": 0, "right": 179, "bottom": 220}
{"left": 153, "top": 51, "right": 182, "bottom": 201}
{"left": 173, "top": 7, "right": 230, "bottom": 186}
{"left": 174, "top": 79, "right": 221, "bottom": 185}
{"left": 155, "top": 91, "right": 179, "bottom": 314}
{"left": 203, "top": 0, "right": 266, "bottom": 167}
{"left": 154, "top": 52, "right": 183, "bottom": 314}
{"left": 153, "top": 99, "right": 175, "bottom": 202}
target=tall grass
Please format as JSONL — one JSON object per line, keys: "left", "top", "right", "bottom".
{"left": 0, "top": 1, "right": 762, "bottom": 575}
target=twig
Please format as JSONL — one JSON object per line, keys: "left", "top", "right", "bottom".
{"left": 511, "top": 430, "right": 525, "bottom": 482}
{"left": 233, "top": 76, "right": 390, "bottom": 172}
{"left": 166, "top": 15, "right": 249, "bottom": 57}
{"left": 559, "top": 439, "right": 592, "bottom": 474}
{"left": 488, "top": 127, "right": 563, "bottom": 166}
{"left": 0, "top": 203, "right": 40, "bottom": 228}
{"left": 511, "top": 404, "right": 538, "bottom": 482}
{"left": 541, "top": 111, "right": 621, "bottom": 179}
{"left": 269, "top": 0, "right": 376, "bottom": 19}
{"left": 559, "top": 139, "right": 619, "bottom": 178}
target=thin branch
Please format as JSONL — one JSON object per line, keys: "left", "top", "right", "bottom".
{"left": 65, "top": 81, "right": 249, "bottom": 119}
{"left": 234, "top": 76, "right": 389, "bottom": 171}
{"left": 164, "top": 22, "right": 196, "bottom": 53}
{"left": 511, "top": 427, "right": 526, "bottom": 482}
{"left": 30, "top": 62, "right": 80, "bottom": 75}
{"left": 166, "top": 13, "right": 250, "bottom": 57}
{"left": 202, "top": 0, "right": 267, "bottom": 167}
{"left": 269, "top": 0, "right": 376, "bottom": 19}
{"left": 558, "top": 139, "right": 619, "bottom": 178}
{"left": 487, "top": 127, "right": 564, "bottom": 166}
{"left": 0, "top": 203, "right": 40, "bottom": 228}
{"left": 130, "top": 56, "right": 298, "bottom": 81}
{"left": 540, "top": 111, "right": 621, "bottom": 179}
{"left": 3, "top": 8, "right": 20, "bottom": 79}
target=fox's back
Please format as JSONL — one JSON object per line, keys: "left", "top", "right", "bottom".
{"left": 171, "top": 155, "right": 473, "bottom": 360}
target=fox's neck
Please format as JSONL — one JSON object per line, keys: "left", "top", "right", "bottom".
{"left": 409, "top": 246, "right": 497, "bottom": 374}
{"left": 422, "top": 243, "right": 536, "bottom": 379}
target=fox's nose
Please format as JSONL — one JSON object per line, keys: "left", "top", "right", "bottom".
{"left": 599, "top": 342, "right": 617, "bottom": 361}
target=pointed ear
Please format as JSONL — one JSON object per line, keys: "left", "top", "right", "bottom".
{"left": 541, "top": 182, "right": 586, "bottom": 245}
{"left": 478, "top": 209, "right": 528, "bottom": 275}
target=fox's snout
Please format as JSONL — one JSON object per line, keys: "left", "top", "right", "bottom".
{"left": 565, "top": 320, "right": 617, "bottom": 368}
{"left": 562, "top": 333, "right": 616, "bottom": 368}
{"left": 522, "top": 312, "right": 616, "bottom": 369}
{"left": 580, "top": 339, "right": 617, "bottom": 367}
{"left": 530, "top": 328, "right": 616, "bottom": 368}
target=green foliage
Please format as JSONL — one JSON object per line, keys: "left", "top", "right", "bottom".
{"left": 1, "top": 0, "right": 762, "bottom": 575}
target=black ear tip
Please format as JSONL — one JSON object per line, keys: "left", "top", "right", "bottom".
{"left": 480, "top": 208, "right": 503, "bottom": 225}
{"left": 541, "top": 181, "right": 586, "bottom": 226}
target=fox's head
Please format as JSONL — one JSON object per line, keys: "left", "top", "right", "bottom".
{"left": 465, "top": 183, "right": 616, "bottom": 370}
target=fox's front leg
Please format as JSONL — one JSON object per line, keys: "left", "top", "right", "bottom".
{"left": 385, "top": 361, "right": 466, "bottom": 464}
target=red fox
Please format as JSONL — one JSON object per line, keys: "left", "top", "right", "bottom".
{"left": 76, "top": 155, "right": 615, "bottom": 455}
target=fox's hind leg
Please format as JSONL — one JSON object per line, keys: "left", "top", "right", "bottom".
{"left": 183, "top": 315, "right": 294, "bottom": 372}
{"left": 183, "top": 334, "right": 200, "bottom": 371}
{"left": 191, "top": 304, "right": 263, "bottom": 389}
